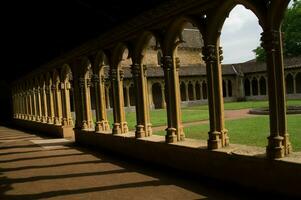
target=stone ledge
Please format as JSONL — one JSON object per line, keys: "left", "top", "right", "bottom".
{"left": 13, "top": 119, "right": 74, "bottom": 138}
{"left": 74, "top": 129, "right": 301, "bottom": 198}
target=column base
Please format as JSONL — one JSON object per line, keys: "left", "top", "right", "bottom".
{"left": 135, "top": 125, "right": 146, "bottom": 138}
{"left": 121, "top": 122, "right": 129, "bottom": 133}
{"left": 221, "top": 129, "right": 230, "bottom": 147}
{"left": 266, "top": 135, "right": 285, "bottom": 159}
{"left": 81, "top": 120, "right": 88, "bottom": 130}
{"left": 112, "top": 123, "right": 122, "bottom": 134}
{"left": 95, "top": 120, "right": 110, "bottom": 132}
{"left": 207, "top": 131, "right": 222, "bottom": 150}
{"left": 165, "top": 127, "right": 177, "bottom": 143}
{"left": 47, "top": 117, "right": 54, "bottom": 124}
{"left": 146, "top": 123, "right": 152, "bottom": 137}
{"left": 54, "top": 117, "right": 61, "bottom": 126}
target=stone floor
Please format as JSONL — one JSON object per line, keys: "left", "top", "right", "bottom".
{"left": 0, "top": 126, "right": 294, "bottom": 200}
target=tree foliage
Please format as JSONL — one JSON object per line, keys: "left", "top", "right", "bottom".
{"left": 254, "top": 0, "right": 301, "bottom": 61}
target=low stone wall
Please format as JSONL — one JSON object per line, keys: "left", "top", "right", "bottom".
{"left": 75, "top": 129, "right": 301, "bottom": 198}
{"left": 14, "top": 119, "right": 74, "bottom": 138}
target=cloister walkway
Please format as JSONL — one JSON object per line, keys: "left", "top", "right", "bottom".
{"left": 0, "top": 126, "right": 283, "bottom": 200}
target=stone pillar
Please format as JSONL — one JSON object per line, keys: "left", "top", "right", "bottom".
{"left": 46, "top": 85, "right": 54, "bottom": 124}
{"left": 161, "top": 56, "right": 185, "bottom": 143}
{"left": 257, "top": 78, "right": 261, "bottom": 96}
{"left": 131, "top": 63, "right": 152, "bottom": 138}
{"left": 61, "top": 81, "right": 73, "bottom": 126}
{"left": 31, "top": 89, "right": 37, "bottom": 121}
{"left": 185, "top": 82, "right": 189, "bottom": 101}
{"left": 250, "top": 78, "right": 253, "bottom": 96}
{"left": 293, "top": 75, "right": 297, "bottom": 94}
{"left": 202, "top": 45, "right": 229, "bottom": 149}
{"left": 36, "top": 87, "right": 42, "bottom": 122}
{"left": 110, "top": 68, "right": 128, "bottom": 134}
{"left": 93, "top": 74, "right": 110, "bottom": 132}
{"left": 41, "top": 86, "right": 48, "bottom": 123}
{"left": 52, "top": 83, "right": 62, "bottom": 126}
{"left": 160, "top": 83, "right": 166, "bottom": 109}
{"left": 200, "top": 81, "right": 204, "bottom": 100}
{"left": 262, "top": 30, "right": 291, "bottom": 158}
{"left": 79, "top": 78, "right": 93, "bottom": 130}
{"left": 193, "top": 82, "right": 197, "bottom": 101}
{"left": 25, "top": 92, "right": 30, "bottom": 120}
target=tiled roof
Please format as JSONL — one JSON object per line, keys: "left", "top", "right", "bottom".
{"left": 103, "top": 56, "right": 301, "bottom": 79}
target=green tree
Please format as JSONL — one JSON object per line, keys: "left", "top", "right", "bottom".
{"left": 254, "top": 0, "right": 301, "bottom": 61}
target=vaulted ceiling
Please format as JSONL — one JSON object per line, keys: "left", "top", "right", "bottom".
{"left": 1, "top": 0, "right": 167, "bottom": 81}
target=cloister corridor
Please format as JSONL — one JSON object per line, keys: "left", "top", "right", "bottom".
{"left": 0, "top": 125, "right": 292, "bottom": 200}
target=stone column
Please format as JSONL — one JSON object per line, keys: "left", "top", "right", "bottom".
{"left": 257, "top": 78, "right": 261, "bottom": 96}
{"left": 46, "top": 85, "right": 54, "bottom": 124}
{"left": 61, "top": 81, "right": 73, "bottom": 126}
{"left": 160, "top": 83, "right": 166, "bottom": 109}
{"left": 131, "top": 63, "right": 152, "bottom": 138}
{"left": 37, "top": 87, "right": 43, "bottom": 122}
{"left": 262, "top": 30, "right": 291, "bottom": 158}
{"left": 200, "top": 81, "right": 203, "bottom": 100}
{"left": 41, "top": 86, "right": 48, "bottom": 123}
{"left": 25, "top": 92, "right": 30, "bottom": 120}
{"left": 293, "top": 75, "right": 297, "bottom": 94}
{"left": 161, "top": 56, "right": 184, "bottom": 143}
{"left": 52, "top": 83, "right": 62, "bottom": 126}
{"left": 110, "top": 68, "right": 128, "bottom": 134}
{"left": 31, "top": 89, "right": 37, "bottom": 121}
{"left": 193, "top": 82, "right": 197, "bottom": 101}
{"left": 93, "top": 74, "right": 110, "bottom": 132}
{"left": 79, "top": 78, "right": 93, "bottom": 130}
{"left": 202, "top": 45, "right": 229, "bottom": 149}
{"left": 185, "top": 82, "right": 189, "bottom": 101}
{"left": 250, "top": 78, "right": 253, "bottom": 96}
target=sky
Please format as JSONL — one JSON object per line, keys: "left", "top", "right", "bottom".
{"left": 220, "top": 5, "right": 263, "bottom": 64}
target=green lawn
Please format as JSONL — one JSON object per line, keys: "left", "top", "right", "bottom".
{"left": 154, "top": 114, "right": 301, "bottom": 151}
{"left": 182, "top": 99, "right": 301, "bottom": 110}
{"left": 106, "top": 108, "right": 209, "bottom": 130}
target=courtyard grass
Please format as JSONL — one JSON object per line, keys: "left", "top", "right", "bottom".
{"left": 182, "top": 99, "right": 301, "bottom": 111}
{"left": 154, "top": 114, "right": 301, "bottom": 151}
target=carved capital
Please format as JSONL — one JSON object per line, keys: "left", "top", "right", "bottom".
{"left": 202, "top": 45, "right": 217, "bottom": 63}
{"left": 161, "top": 56, "right": 173, "bottom": 70}
{"left": 119, "top": 69, "right": 124, "bottom": 80}
{"left": 219, "top": 47, "right": 223, "bottom": 63}
{"left": 109, "top": 68, "right": 118, "bottom": 81}
{"left": 130, "top": 64, "right": 140, "bottom": 77}
{"left": 79, "top": 78, "right": 85, "bottom": 89}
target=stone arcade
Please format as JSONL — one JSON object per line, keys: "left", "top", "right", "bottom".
{"left": 10, "top": 0, "right": 301, "bottom": 196}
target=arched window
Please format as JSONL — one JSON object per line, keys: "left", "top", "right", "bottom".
{"left": 285, "top": 74, "right": 294, "bottom": 94}
{"left": 202, "top": 81, "right": 207, "bottom": 99}
{"left": 244, "top": 79, "right": 250, "bottom": 96}
{"left": 195, "top": 82, "right": 201, "bottom": 100}
{"left": 228, "top": 80, "right": 232, "bottom": 97}
{"left": 222, "top": 80, "right": 227, "bottom": 97}
{"left": 188, "top": 82, "right": 194, "bottom": 100}
{"left": 296, "top": 73, "right": 301, "bottom": 93}
{"left": 252, "top": 78, "right": 258, "bottom": 96}
{"left": 259, "top": 76, "right": 267, "bottom": 95}
{"left": 152, "top": 83, "right": 163, "bottom": 109}
{"left": 180, "top": 82, "right": 186, "bottom": 101}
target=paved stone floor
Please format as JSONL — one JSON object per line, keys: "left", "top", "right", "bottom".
{"left": 0, "top": 126, "right": 291, "bottom": 200}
